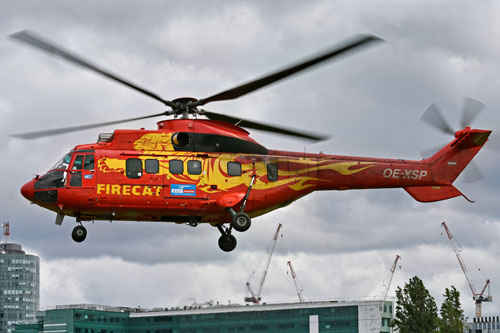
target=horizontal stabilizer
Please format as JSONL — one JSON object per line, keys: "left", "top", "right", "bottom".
{"left": 404, "top": 185, "right": 473, "bottom": 203}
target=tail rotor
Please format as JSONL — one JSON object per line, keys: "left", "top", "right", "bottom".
{"left": 420, "top": 97, "right": 488, "bottom": 183}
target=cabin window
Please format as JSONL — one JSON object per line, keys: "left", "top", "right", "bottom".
{"left": 169, "top": 160, "right": 183, "bottom": 174}
{"left": 227, "top": 162, "right": 242, "bottom": 176}
{"left": 72, "top": 155, "right": 84, "bottom": 170}
{"left": 188, "top": 160, "right": 202, "bottom": 175}
{"left": 126, "top": 158, "right": 142, "bottom": 179}
{"left": 267, "top": 163, "right": 278, "bottom": 182}
{"left": 145, "top": 159, "right": 159, "bottom": 174}
{"left": 83, "top": 155, "right": 94, "bottom": 170}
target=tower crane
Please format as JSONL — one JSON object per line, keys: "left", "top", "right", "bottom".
{"left": 244, "top": 223, "right": 282, "bottom": 304}
{"left": 441, "top": 221, "right": 492, "bottom": 318}
{"left": 382, "top": 255, "right": 401, "bottom": 301}
{"left": 287, "top": 260, "right": 305, "bottom": 302}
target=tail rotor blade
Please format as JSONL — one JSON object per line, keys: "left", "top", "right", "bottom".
{"left": 460, "top": 97, "right": 484, "bottom": 128}
{"left": 420, "top": 144, "right": 445, "bottom": 159}
{"left": 485, "top": 132, "right": 500, "bottom": 151}
{"left": 420, "top": 103, "right": 455, "bottom": 135}
{"left": 462, "top": 161, "right": 484, "bottom": 183}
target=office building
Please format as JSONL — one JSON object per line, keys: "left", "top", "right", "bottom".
{"left": 14, "top": 298, "right": 393, "bottom": 332}
{"left": 0, "top": 236, "right": 40, "bottom": 333}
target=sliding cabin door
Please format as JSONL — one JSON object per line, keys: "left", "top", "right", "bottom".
{"left": 163, "top": 156, "right": 209, "bottom": 216}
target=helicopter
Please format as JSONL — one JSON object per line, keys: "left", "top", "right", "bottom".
{"left": 11, "top": 30, "right": 491, "bottom": 252}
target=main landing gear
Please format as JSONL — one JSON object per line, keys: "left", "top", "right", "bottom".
{"left": 71, "top": 224, "right": 87, "bottom": 242}
{"left": 216, "top": 212, "right": 252, "bottom": 252}
{"left": 216, "top": 175, "right": 255, "bottom": 252}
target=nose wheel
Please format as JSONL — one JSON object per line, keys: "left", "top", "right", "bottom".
{"left": 216, "top": 224, "right": 237, "bottom": 252}
{"left": 71, "top": 225, "right": 87, "bottom": 242}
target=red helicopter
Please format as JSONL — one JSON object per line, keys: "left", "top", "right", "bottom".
{"left": 11, "top": 31, "right": 491, "bottom": 252}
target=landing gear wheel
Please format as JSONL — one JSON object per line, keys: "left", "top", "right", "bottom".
{"left": 231, "top": 212, "right": 251, "bottom": 232}
{"left": 218, "top": 234, "right": 237, "bottom": 252}
{"left": 72, "top": 225, "right": 87, "bottom": 242}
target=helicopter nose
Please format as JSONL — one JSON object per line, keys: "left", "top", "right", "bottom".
{"left": 20, "top": 179, "right": 35, "bottom": 201}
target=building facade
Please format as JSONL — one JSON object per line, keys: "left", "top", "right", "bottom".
{"left": 465, "top": 316, "right": 500, "bottom": 332}
{"left": 14, "top": 299, "right": 393, "bottom": 333}
{"left": 0, "top": 243, "right": 40, "bottom": 333}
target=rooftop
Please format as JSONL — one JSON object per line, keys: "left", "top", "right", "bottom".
{"left": 41, "top": 297, "right": 393, "bottom": 318}
{"left": 0, "top": 242, "right": 25, "bottom": 254}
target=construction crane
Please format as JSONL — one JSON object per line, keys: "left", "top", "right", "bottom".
{"left": 245, "top": 223, "right": 282, "bottom": 304}
{"left": 382, "top": 255, "right": 401, "bottom": 301}
{"left": 287, "top": 260, "right": 305, "bottom": 302}
{"left": 441, "top": 221, "right": 492, "bottom": 318}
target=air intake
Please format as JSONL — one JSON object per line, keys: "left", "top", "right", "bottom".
{"left": 97, "top": 133, "right": 114, "bottom": 143}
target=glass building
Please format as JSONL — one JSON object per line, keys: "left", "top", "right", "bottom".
{"left": 465, "top": 316, "right": 500, "bottom": 332}
{"left": 14, "top": 299, "right": 393, "bottom": 332}
{"left": 0, "top": 242, "right": 40, "bottom": 333}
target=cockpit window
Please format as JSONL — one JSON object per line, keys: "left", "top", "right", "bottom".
{"left": 51, "top": 153, "right": 73, "bottom": 170}
{"left": 83, "top": 155, "right": 95, "bottom": 170}
{"left": 72, "top": 155, "right": 85, "bottom": 170}
{"left": 34, "top": 170, "right": 67, "bottom": 189}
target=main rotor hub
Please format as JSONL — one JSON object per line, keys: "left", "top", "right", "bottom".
{"left": 172, "top": 97, "right": 198, "bottom": 106}
{"left": 171, "top": 97, "right": 199, "bottom": 119}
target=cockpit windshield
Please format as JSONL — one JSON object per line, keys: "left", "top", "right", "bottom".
{"left": 51, "top": 153, "right": 73, "bottom": 170}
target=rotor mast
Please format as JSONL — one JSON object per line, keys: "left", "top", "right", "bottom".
{"left": 441, "top": 221, "right": 492, "bottom": 318}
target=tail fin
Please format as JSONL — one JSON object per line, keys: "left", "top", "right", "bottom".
{"left": 427, "top": 128, "right": 490, "bottom": 184}
{"left": 403, "top": 128, "right": 490, "bottom": 202}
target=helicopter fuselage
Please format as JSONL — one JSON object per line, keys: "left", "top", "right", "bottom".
{"left": 21, "top": 119, "right": 490, "bottom": 228}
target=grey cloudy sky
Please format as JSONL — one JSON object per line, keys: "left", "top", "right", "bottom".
{"left": 1, "top": 0, "right": 499, "bottom": 318}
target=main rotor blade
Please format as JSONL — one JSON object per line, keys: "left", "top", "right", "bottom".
{"left": 9, "top": 112, "right": 167, "bottom": 139}
{"left": 420, "top": 103, "right": 455, "bottom": 135}
{"left": 460, "top": 97, "right": 484, "bottom": 128}
{"left": 196, "top": 34, "right": 383, "bottom": 106}
{"left": 201, "top": 110, "right": 329, "bottom": 141}
{"left": 10, "top": 30, "right": 175, "bottom": 108}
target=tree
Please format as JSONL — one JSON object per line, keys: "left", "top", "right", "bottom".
{"left": 392, "top": 276, "right": 439, "bottom": 332}
{"left": 439, "top": 286, "right": 466, "bottom": 333}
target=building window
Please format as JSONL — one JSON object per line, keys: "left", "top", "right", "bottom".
{"left": 126, "top": 158, "right": 142, "bottom": 179}
{"left": 145, "top": 159, "right": 159, "bottom": 174}
{"left": 227, "top": 162, "right": 241, "bottom": 176}
{"left": 267, "top": 164, "right": 278, "bottom": 181}
{"left": 187, "top": 160, "right": 202, "bottom": 175}
{"left": 169, "top": 160, "right": 183, "bottom": 174}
